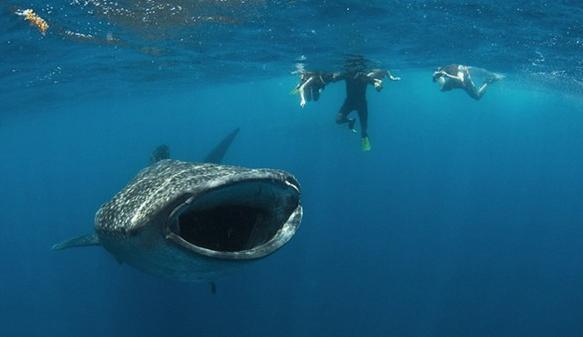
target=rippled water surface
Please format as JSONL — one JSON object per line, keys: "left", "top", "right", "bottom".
{"left": 2, "top": 0, "right": 583, "bottom": 107}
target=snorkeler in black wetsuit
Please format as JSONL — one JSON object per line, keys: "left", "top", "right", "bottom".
{"left": 295, "top": 64, "right": 400, "bottom": 151}
{"left": 432, "top": 64, "right": 504, "bottom": 100}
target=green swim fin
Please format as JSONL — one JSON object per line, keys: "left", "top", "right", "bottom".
{"left": 361, "top": 137, "right": 371, "bottom": 152}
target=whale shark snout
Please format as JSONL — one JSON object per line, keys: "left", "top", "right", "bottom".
{"left": 165, "top": 171, "right": 302, "bottom": 260}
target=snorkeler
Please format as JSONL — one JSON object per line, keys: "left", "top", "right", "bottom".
{"left": 295, "top": 59, "right": 400, "bottom": 151}
{"left": 432, "top": 64, "right": 504, "bottom": 100}
{"left": 295, "top": 71, "right": 333, "bottom": 108}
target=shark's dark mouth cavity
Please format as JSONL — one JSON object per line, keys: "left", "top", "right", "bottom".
{"left": 168, "top": 178, "right": 301, "bottom": 258}
{"left": 179, "top": 204, "right": 277, "bottom": 252}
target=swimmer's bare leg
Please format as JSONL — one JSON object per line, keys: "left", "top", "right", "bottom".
{"left": 464, "top": 81, "right": 485, "bottom": 100}
{"left": 475, "top": 82, "right": 489, "bottom": 100}
{"left": 474, "top": 74, "right": 504, "bottom": 100}
{"left": 465, "top": 67, "right": 503, "bottom": 100}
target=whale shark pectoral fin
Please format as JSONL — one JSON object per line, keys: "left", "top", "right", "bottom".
{"left": 52, "top": 233, "right": 100, "bottom": 250}
{"left": 203, "top": 128, "right": 240, "bottom": 164}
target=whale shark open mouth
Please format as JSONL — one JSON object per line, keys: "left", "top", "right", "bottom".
{"left": 166, "top": 176, "right": 302, "bottom": 260}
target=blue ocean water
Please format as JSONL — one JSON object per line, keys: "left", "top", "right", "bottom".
{"left": 1, "top": 1, "right": 583, "bottom": 337}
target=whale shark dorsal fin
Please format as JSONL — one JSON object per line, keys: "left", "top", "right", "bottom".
{"left": 52, "top": 233, "right": 100, "bottom": 250}
{"left": 149, "top": 128, "right": 239, "bottom": 165}
{"left": 203, "top": 128, "right": 240, "bottom": 164}
{"left": 150, "top": 144, "right": 171, "bottom": 164}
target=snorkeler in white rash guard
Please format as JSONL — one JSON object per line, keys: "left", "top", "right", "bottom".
{"left": 432, "top": 64, "right": 504, "bottom": 100}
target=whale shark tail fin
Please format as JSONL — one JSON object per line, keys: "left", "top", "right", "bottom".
{"left": 203, "top": 128, "right": 240, "bottom": 164}
{"left": 52, "top": 233, "right": 100, "bottom": 250}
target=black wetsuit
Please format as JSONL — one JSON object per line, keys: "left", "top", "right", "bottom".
{"left": 336, "top": 72, "right": 371, "bottom": 138}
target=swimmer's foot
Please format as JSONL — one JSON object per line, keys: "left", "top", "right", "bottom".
{"left": 348, "top": 118, "right": 357, "bottom": 133}
{"left": 489, "top": 73, "right": 506, "bottom": 83}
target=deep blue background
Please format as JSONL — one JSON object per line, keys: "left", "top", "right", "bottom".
{"left": 1, "top": 71, "right": 582, "bottom": 337}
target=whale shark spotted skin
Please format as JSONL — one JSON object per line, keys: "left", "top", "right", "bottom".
{"left": 53, "top": 130, "right": 302, "bottom": 281}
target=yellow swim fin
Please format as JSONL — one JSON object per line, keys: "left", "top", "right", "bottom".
{"left": 361, "top": 137, "right": 371, "bottom": 152}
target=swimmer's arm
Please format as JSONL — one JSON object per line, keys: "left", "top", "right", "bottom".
{"left": 440, "top": 71, "right": 463, "bottom": 81}
{"left": 367, "top": 75, "right": 385, "bottom": 91}
{"left": 364, "top": 70, "right": 400, "bottom": 82}
{"left": 386, "top": 70, "right": 401, "bottom": 81}
{"left": 364, "top": 72, "right": 383, "bottom": 87}
{"left": 365, "top": 70, "right": 399, "bottom": 91}
{"left": 298, "top": 76, "right": 314, "bottom": 108}
{"left": 329, "top": 71, "right": 347, "bottom": 82}
{"left": 372, "top": 79, "right": 383, "bottom": 91}
{"left": 299, "top": 90, "right": 306, "bottom": 108}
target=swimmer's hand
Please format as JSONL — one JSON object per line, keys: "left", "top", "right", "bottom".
{"left": 331, "top": 72, "right": 344, "bottom": 81}
{"left": 373, "top": 79, "right": 384, "bottom": 92}
{"left": 300, "top": 98, "right": 306, "bottom": 108}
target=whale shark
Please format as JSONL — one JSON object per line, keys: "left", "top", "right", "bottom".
{"left": 53, "top": 128, "right": 303, "bottom": 281}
